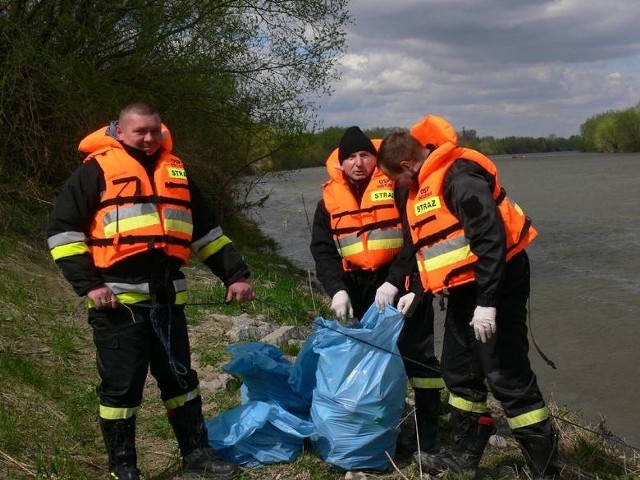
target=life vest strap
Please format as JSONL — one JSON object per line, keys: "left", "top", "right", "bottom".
{"left": 99, "top": 194, "right": 190, "bottom": 209}
{"left": 331, "top": 203, "right": 395, "bottom": 219}
{"left": 413, "top": 222, "right": 462, "bottom": 250}
{"left": 87, "top": 234, "right": 191, "bottom": 247}
{"left": 356, "top": 217, "right": 402, "bottom": 236}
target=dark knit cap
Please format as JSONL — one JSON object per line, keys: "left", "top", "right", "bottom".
{"left": 338, "top": 126, "right": 377, "bottom": 163}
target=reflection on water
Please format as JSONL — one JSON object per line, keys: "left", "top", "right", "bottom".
{"left": 245, "top": 152, "right": 640, "bottom": 446}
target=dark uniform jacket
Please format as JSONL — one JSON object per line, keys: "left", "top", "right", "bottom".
{"left": 47, "top": 146, "right": 249, "bottom": 299}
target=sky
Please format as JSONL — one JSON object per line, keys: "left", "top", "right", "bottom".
{"left": 315, "top": 0, "right": 640, "bottom": 138}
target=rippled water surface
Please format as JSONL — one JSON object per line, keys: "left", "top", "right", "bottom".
{"left": 245, "top": 152, "right": 640, "bottom": 446}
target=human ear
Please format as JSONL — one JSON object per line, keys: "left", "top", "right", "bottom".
{"left": 400, "top": 160, "right": 413, "bottom": 171}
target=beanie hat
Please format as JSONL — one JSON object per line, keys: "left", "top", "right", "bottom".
{"left": 338, "top": 126, "right": 377, "bottom": 163}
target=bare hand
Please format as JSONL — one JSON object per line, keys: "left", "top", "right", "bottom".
{"left": 87, "top": 285, "right": 118, "bottom": 309}
{"left": 225, "top": 277, "right": 256, "bottom": 303}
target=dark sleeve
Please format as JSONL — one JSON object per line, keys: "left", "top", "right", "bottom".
{"left": 46, "top": 160, "right": 105, "bottom": 296}
{"left": 189, "top": 178, "right": 250, "bottom": 285}
{"left": 444, "top": 159, "right": 506, "bottom": 306}
{"left": 309, "top": 200, "right": 346, "bottom": 298}
{"left": 385, "top": 185, "right": 420, "bottom": 293}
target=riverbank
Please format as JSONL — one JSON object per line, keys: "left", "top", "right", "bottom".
{"left": 244, "top": 153, "right": 640, "bottom": 448}
{"left": 0, "top": 200, "right": 637, "bottom": 478}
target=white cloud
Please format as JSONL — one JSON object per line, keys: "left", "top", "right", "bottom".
{"left": 315, "top": 0, "right": 640, "bottom": 137}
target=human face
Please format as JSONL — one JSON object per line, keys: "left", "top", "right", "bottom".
{"left": 116, "top": 112, "right": 163, "bottom": 155}
{"left": 340, "top": 150, "right": 376, "bottom": 183}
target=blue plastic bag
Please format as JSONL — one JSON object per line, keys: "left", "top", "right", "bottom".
{"left": 206, "top": 400, "right": 316, "bottom": 467}
{"left": 223, "top": 342, "right": 310, "bottom": 417}
{"left": 309, "top": 303, "right": 407, "bottom": 471}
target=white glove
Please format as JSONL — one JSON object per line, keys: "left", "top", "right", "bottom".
{"left": 331, "top": 290, "right": 353, "bottom": 320}
{"left": 397, "top": 292, "right": 418, "bottom": 316}
{"left": 375, "top": 282, "right": 399, "bottom": 312}
{"left": 470, "top": 306, "right": 497, "bottom": 343}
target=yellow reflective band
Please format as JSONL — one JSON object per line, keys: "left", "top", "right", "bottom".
{"left": 196, "top": 235, "right": 232, "bottom": 261}
{"left": 338, "top": 242, "right": 365, "bottom": 257}
{"left": 103, "top": 212, "right": 161, "bottom": 237}
{"left": 410, "top": 377, "right": 446, "bottom": 389}
{"left": 164, "top": 218, "right": 193, "bottom": 236}
{"left": 507, "top": 406, "right": 549, "bottom": 430}
{"left": 87, "top": 292, "right": 151, "bottom": 308}
{"left": 164, "top": 387, "right": 201, "bottom": 410}
{"left": 87, "top": 291, "right": 186, "bottom": 308}
{"left": 367, "top": 238, "right": 404, "bottom": 251}
{"left": 50, "top": 242, "right": 89, "bottom": 261}
{"left": 449, "top": 393, "right": 488, "bottom": 413}
{"left": 424, "top": 244, "right": 472, "bottom": 271}
{"left": 413, "top": 196, "right": 441, "bottom": 217}
{"left": 370, "top": 189, "right": 394, "bottom": 202}
{"left": 175, "top": 291, "right": 188, "bottom": 305}
{"left": 514, "top": 202, "right": 524, "bottom": 215}
{"left": 116, "top": 292, "right": 150, "bottom": 304}
{"left": 99, "top": 405, "right": 139, "bottom": 420}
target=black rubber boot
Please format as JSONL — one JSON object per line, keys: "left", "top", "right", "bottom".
{"left": 513, "top": 419, "right": 561, "bottom": 480}
{"left": 99, "top": 417, "right": 140, "bottom": 480}
{"left": 414, "top": 407, "right": 496, "bottom": 477}
{"left": 168, "top": 397, "right": 239, "bottom": 479}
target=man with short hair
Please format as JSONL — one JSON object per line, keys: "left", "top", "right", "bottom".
{"left": 377, "top": 115, "right": 560, "bottom": 479}
{"left": 47, "top": 102, "right": 253, "bottom": 479}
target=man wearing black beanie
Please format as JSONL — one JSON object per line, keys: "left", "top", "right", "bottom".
{"left": 338, "top": 126, "right": 378, "bottom": 164}
{"left": 310, "top": 126, "right": 443, "bottom": 457}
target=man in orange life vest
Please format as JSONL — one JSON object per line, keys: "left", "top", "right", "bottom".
{"left": 377, "top": 115, "right": 560, "bottom": 479}
{"left": 310, "top": 126, "right": 444, "bottom": 455}
{"left": 47, "top": 102, "right": 254, "bottom": 480}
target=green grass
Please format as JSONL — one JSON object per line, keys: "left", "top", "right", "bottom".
{"left": 0, "top": 196, "right": 638, "bottom": 479}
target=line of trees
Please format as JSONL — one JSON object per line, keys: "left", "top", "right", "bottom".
{"left": 580, "top": 104, "right": 640, "bottom": 153}
{"left": 269, "top": 104, "right": 640, "bottom": 171}
{"left": 268, "top": 126, "right": 586, "bottom": 171}
{"left": 0, "top": 0, "right": 349, "bottom": 213}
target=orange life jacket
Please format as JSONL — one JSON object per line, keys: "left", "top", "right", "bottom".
{"left": 80, "top": 126, "right": 192, "bottom": 268}
{"left": 406, "top": 142, "right": 537, "bottom": 292}
{"left": 322, "top": 139, "right": 404, "bottom": 271}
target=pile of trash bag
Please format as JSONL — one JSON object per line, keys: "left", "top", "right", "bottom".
{"left": 205, "top": 303, "right": 407, "bottom": 471}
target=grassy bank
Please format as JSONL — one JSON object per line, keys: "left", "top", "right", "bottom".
{"left": 0, "top": 192, "right": 637, "bottom": 479}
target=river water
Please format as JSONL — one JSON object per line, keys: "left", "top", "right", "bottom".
{"left": 244, "top": 152, "right": 640, "bottom": 446}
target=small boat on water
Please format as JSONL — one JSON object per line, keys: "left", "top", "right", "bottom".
{"left": 512, "top": 154, "right": 526, "bottom": 159}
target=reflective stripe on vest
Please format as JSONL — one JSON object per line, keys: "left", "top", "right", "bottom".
{"left": 408, "top": 144, "right": 537, "bottom": 292}
{"left": 419, "top": 233, "right": 472, "bottom": 273}
{"left": 335, "top": 226, "right": 404, "bottom": 258}
{"left": 322, "top": 143, "right": 403, "bottom": 271}
{"left": 86, "top": 147, "right": 193, "bottom": 267}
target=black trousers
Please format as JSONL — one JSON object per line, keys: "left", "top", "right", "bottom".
{"left": 441, "top": 251, "right": 547, "bottom": 418}
{"left": 397, "top": 295, "right": 441, "bottom": 381}
{"left": 89, "top": 303, "right": 199, "bottom": 410}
